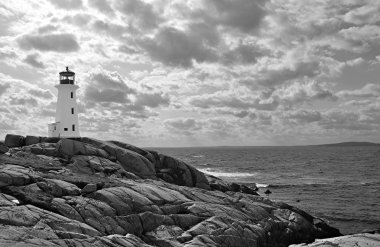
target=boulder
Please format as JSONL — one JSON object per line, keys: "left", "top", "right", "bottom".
{"left": 55, "top": 139, "right": 109, "bottom": 159}
{"left": 0, "top": 144, "right": 9, "bottom": 154}
{"left": 25, "top": 135, "right": 42, "bottom": 146}
{"left": 4, "top": 134, "right": 25, "bottom": 148}
{"left": 0, "top": 165, "right": 32, "bottom": 188}
{"left": 146, "top": 225, "right": 184, "bottom": 241}
{"left": 73, "top": 137, "right": 156, "bottom": 178}
{"left": 37, "top": 179, "right": 81, "bottom": 197}
{"left": 107, "top": 147, "right": 156, "bottom": 178}
{"left": 81, "top": 183, "right": 97, "bottom": 194}
{"left": 0, "top": 134, "right": 343, "bottom": 247}
{"left": 0, "top": 193, "right": 19, "bottom": 206}
{"left": 108, "top": 140, "right": 156, "bottom": 164}
{"left": 158, "top": 154, "right": 210, "bottom": 189}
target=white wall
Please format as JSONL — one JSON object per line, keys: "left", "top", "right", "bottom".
{"left": 54, "top": 84, "right": 80, "bottom": 137}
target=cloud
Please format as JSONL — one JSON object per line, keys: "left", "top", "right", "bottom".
{"left": 23, "top": 53, "right": 45, "bottom": 68}
{"left": 0, "top": 47, "right": 16, "bottom": 60}
{"left": 274, "top": 81, "right": 337, "bottom": 107}
{"left": 221, "top": 43, "right": 266, "bottom": 65}
{"left": 89, "top": 0, "right": 114, "bottom": 15}
{"left": 9, "top": 95, "right": 38, "bottom": 107}
{"left": 319, "top": 110, "right": 371, "bottom": 131}
{"left": 338, "top": 83, "right": 380, "bottom": 99}
{"left": 190, "top": 93, "right": 279, "bottom": 111}
{"left": 18, "top": 33, "right": 80, "bottom": 52}
{"left": 200, "top": 0, "right": 266, "bottom": 32}
{"left": 115, "top": 0, "right": 162, "bottom": 30}
{"left": 243, "top": 60, "right": 321, "bottom": 88}
{"left": 134, "top": 92, "right": 169, "bottom": 108}
{"left": 84, "top": 66, "right": 170, "bottom": 114}
{"left": 189, "top": 81, "right": 335, "bottom": 113}
{"left": 85, "top": 67, "right": 135, "bottom": 104}
{"left": 29, "top": 88, "right": 53, "bottom": 99}
{"left": 284, "top": 110, "right": 322, "bottom": 124}
{"left": 165, "top": 118, "right": 201, "bottom": 131}
{"left": 0, "top": 83, "right": 10, "bottom": 97}
{"left": 48, "top": 0, "right": 83, "bottom": 9}
{"left": 343, "top": 2, "right": 380, "bottom": 25}
{"left": 138, "top": 26, "right": 218, "bottom": 67}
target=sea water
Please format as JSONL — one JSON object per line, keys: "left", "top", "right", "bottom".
{"left": 152, "top": 146, "right": 380, "bottom": 234}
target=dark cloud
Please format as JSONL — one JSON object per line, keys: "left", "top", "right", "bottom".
{"left": 135, "top": 92, "right": 169, "bottom": 108}
{"left": 206, "top": 0, "right": 266, "bottom": 32}
{"left": 115, "top": 0, "right": 162, "bottom": 30}
{"left": 0, "top": 83, "right": 10, "bottom": 97}
{"left": 139, "top": 27, "right": 218, "bottom": 67}
{"left": 18, "top": 33, "right": 80, "bottom": 52}
{"left": 84, "top": 67, "right": 170, "bottom": 111}
{"left": 92, "top": 20, "right": 126, "bottom": 39}
{"left": 222, "top": 43, "right": 266, "bottom": 65}
{"left": 49, "top": 0, "right": 83, "bottom": 9}
{"left": 89, "top": 0, "right": 114, "bottom": 15}
{"left": 23, "top": 53, "right": 45, "bottom": 68}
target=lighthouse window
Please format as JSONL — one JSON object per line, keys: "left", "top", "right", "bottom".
{"left": 64, "top": 128, "right": 68, "bottom": 131}
{"left": 71, "top": 108, "right": 74, "bottom": 114}
{"left": 71, "top": 92, "right": 73, "bottom": 98}
{"left": 72, "top": 124, "right": 75, "bottom": 131}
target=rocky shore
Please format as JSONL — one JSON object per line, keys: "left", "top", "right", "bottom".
{"left": 0, "top": 134, "right": 346, "bottom": 246}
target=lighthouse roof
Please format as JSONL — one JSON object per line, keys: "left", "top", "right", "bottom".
{"left": 59, "top": 66, "right": 75, "bottom": 76}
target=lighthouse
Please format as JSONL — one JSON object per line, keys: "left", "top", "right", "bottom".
{"left": 48, "top": 67, "right": 80, "bottom": 137}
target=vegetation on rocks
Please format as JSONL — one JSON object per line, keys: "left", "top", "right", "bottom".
{"left": 0, "top": 134, "right": 341, "bottom": 247}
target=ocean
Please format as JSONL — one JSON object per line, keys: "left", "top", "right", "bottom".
{"left": 152, "top": 145, "right": 380, "bottom": 235}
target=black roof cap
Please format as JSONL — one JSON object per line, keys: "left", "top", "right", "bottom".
{"left": 59, "top": 66, "right": 75, "bottom": 76}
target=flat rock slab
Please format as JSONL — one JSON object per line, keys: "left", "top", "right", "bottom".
{"left": 290, "top": 233, "right": 380, "bottom": 247}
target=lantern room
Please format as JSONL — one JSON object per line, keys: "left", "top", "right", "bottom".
{"left": 59, "top": 66, "right": 75, "bottom": 84}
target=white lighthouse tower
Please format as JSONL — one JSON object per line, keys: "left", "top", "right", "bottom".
{"left": 48, "top": 67, "right": 80, "bottom": 137}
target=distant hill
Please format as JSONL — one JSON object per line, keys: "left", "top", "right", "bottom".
{"left": 318, "top": 142, "right": 380, "bottom": 147}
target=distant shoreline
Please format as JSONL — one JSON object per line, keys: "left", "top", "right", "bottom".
{"left": 148, "top": 141, "right": 380, "bottom": 149}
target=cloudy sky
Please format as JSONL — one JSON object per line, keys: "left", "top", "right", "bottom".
{"left": 0, "top": 0, "right": 379, "bottom": 146}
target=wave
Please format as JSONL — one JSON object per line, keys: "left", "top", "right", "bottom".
{"left": 197, "top": 163, "right": 219, "bottom": 167}
{"left": 191, "top": 155, "right": 205, "bottom": 158}
{"left": 199, "top": 168, "right": 257, "bottom": 178}
{"left": 268, "top": 183, "right": 331, "bottom": 189}
{"left": 256, "top": 183, "right": 269, "bottom": 188}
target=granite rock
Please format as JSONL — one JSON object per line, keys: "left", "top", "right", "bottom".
{"left": 0, "top": 134, "right": 342, "bottom": 247}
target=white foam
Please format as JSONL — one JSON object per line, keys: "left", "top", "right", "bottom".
{"left": 199, "top": 168, "right": 257, "bottom": 178}
{"left": 256, "top": 183, "right": 269, "bottom": 188}
{"left": 191, "top": 155, "right": 205, "bottom": 158}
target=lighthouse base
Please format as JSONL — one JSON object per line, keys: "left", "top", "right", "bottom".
{"left": 48, "top": 122, "right": 80, "bottom": 138}
{"left": 48, "top": 122, "right": 60, "bottom": 137}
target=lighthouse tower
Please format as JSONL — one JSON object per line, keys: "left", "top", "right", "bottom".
{"left": 48, "top": 67, "right": 80, "bottom": 137}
